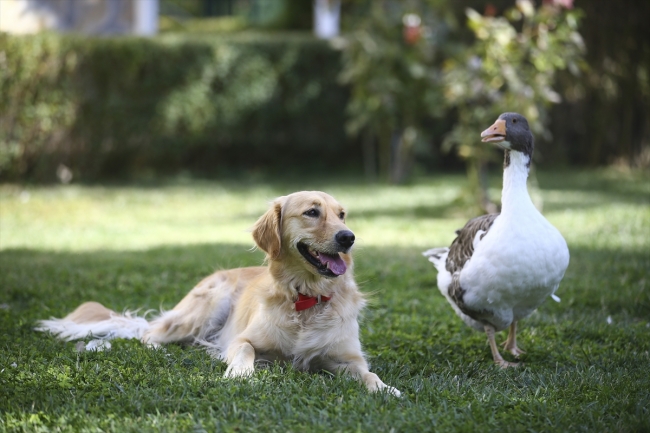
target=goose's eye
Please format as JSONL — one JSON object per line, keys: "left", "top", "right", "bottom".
{"left": 512, "top": 118, "right": 518, "bottom": 124}
{"left": 303, "top": 208, "right": 320, "bottom": 218}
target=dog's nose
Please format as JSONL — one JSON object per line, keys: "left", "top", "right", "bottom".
{"left": 335, "top": 230, "right": 355, "bottom": 249}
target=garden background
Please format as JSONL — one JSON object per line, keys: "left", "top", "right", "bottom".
{"left": 1, "top": 0, "right": 649, "bottom": 431}
{"left": 2, "top": 0, "right": 648, "bottom": 185}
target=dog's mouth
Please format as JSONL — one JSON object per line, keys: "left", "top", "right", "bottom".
{"left": 297, "top": 242, "right": 347, "bottom": 277}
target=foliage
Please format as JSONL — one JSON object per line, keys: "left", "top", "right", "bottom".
{"left": 340, "top": 0, "right": 585, "bottom": 195}
{"left": 2, "top": 0, "right": 647, "bottom": 184}
{"left": 159, "top": 16, "right": 249, "bottom": 33}
{"left": 339, "top": 0, "right": 449, "bottom": 183}
{"left": 442, "top": 0, "right": 585, "bottom": 211}
{"left": 1, "top": 169, "right": 649, "bottom": 431}
{"left": 159, "top": 0, "right": 295, "bottom": 30}
{"left": 0, "top": 32, "right": 351, "bottom": 182}
{"left": 0, "top": 34, "right": 77, "bottom": 180}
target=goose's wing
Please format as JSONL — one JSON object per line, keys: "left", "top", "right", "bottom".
{"left": 446, "top": 213, "right": 499, "bottom": 274}
{"left": 446, "top": 213, "right": 500, "bottom": 319}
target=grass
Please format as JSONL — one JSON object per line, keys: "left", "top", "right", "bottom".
{"left": 1, "top": 168, "right": 649, "bottom": 432}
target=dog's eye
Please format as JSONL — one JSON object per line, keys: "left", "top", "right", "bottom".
{"left": 303, "top": 208, "right": 320, "bottom": 218}
{"left": 339, "top": 212, "right": 345, "bottom": 220}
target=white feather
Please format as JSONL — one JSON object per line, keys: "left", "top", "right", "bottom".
{"left": 424, "top": 151, "right": 569, "bottom": 332}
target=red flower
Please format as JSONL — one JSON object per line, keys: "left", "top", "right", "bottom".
{"left": 543, "top": 0, "right": 574, "bottom": 9}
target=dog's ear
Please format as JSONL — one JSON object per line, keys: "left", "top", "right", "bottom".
{"left": 252, "top": 198, "right": 283, "bottom": 260}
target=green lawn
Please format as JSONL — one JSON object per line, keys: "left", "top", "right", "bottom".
{"left": 1, "top": 169, "right": 648, "bottom": 432}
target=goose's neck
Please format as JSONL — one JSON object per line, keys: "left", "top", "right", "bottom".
{"left": 501, "top": 150, "right": 533, "bottom": 212}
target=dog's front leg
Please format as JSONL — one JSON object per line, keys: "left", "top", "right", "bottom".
{"left": 224, "top": 339, "right": 256, "bottom": 378}
{"left": 324, "top": 353, "right": 401, "bottom": 397}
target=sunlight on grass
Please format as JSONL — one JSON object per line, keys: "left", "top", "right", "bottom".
{"left": 1, "top": 170, "right": 648, "bottom": 252}
{"left": 0, "top": 178, "right": 468, "bottom": 252}
{"left": 0, "top": 183, "right": 277, "bottom": 251}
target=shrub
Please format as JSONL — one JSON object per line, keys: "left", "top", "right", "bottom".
{"left": 339, "top": 0, "right": 447, "bottom": 183}
{"left": 0, "top": 32, "right": 354, "bottom": 182}
{"left": 442, "top": 0, "right": 585, "bottom": 211}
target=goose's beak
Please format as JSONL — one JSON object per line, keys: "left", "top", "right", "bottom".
{"left": 481, "top": 119, "right": 506, "bottom": 143}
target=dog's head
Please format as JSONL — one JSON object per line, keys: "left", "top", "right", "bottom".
{"left": 252, "top": 191, "right": 354, "bottom": 279}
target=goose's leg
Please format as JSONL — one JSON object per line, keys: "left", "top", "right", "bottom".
{"left": 502, "top": 321, "right": 526, "bottom": 357}
{"left": 484, "top": 325, "right": 519, "bottom": 368}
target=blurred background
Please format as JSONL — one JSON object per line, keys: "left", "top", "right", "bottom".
{"left": 0, "top": 0, "right": 648, "bottom": 196}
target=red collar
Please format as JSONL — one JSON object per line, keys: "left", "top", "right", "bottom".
{"left": 295, "top": 293, "right": 331, "bottom": 311}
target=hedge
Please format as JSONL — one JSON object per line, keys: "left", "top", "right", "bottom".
{"left": 0, "top": 32, "right": 356, "bottom": 181}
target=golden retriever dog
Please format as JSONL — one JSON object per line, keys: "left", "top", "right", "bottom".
{"left": 37, "top": 191, "right": 400, "bottom": 396}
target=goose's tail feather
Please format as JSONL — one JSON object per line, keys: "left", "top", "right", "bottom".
{"left": 422, "top": 247, "right": 449, "bottom": 273}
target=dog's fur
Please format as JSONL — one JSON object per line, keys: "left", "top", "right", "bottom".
{"left": 37, "top": 191, "right": 400, "bottom": 396}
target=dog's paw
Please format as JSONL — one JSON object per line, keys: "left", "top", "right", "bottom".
{"left": 363, "top": 373, "right": 401, "bottom": 397}
{"left": 224, "top": 364, "right": 254, "bottom": 378}
{"left": 384, "top": 385, "right": 402, "bottom": 398}
{"left": 376, "top": 383, "right": 401, "bottom": 398}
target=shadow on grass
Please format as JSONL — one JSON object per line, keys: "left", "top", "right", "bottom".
{"left": 353, "top": 203, "right": 459, "bottom": 220}
{"left": 1, "top": 242, "right": 647, "bottom": 322}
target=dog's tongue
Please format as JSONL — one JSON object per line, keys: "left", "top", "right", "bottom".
{"left": 318, "top": 252, "right": 347, "bottom": 275}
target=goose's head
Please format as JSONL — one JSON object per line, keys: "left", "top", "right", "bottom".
{"left": 480, "top": 112, "right": 534, "bottom": 159}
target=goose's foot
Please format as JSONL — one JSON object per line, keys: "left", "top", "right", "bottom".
{"left": 502, "top": 321, "right": 526, "bottom": 358}
{"left": 485, "top": 324, "right": 522, "bottom": 368}
{"left": 502, "top": 341, "right": 526, "bottom": 357}
{"left": 494, "top": 359, "right": 522, "bottom": 369}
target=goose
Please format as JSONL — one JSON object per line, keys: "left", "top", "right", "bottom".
{"left": 423, "top": 112, "right": 569, "bottom": 367}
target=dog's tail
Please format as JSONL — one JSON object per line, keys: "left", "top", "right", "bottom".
{"left": 35, "top": 301, "right": 150, "bottom": 341}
